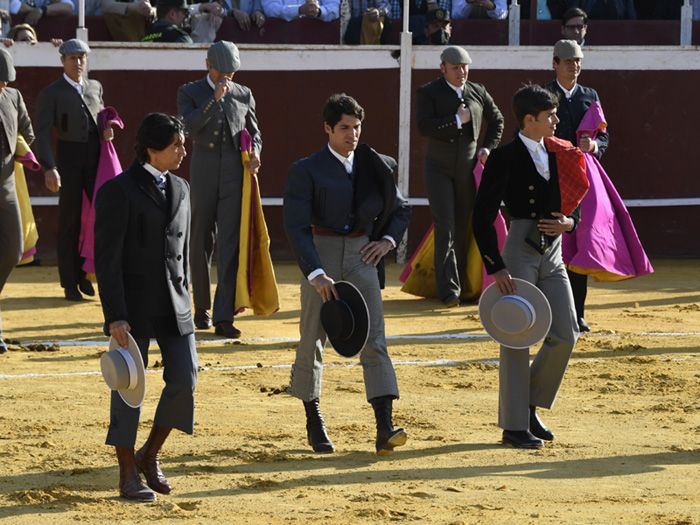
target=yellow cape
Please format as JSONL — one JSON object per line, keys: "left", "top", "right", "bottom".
{"left": 14, "top": 136, "right": 39, "bottom": 265}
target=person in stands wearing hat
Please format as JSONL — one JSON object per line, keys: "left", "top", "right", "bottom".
{"left": 544, "top": 39, "right": 607, "bottom": 333}
{"left": 416, "top": 46, "right": 504, "bottom": 307}
{"left": 423, "top": 7, "right": 452, "bottom": 44}
{"left": 473, "top": 84, "right": 581, "bottom": 449}
{"left": 0, "top": 49, "right": 34, "bottom": 354}
{"left": 177, "top": 41, "right": 261, "bottom": 339}
{"left": 451, "top": 0, "right": 506, "bottom": 19}
{"left": 95, "top": 113, "right": 197, "bottom": 503}
{"left": 143, "top": 0, "right": 193, "bottom": 43}
{"left": 34, "top": 39, "right": 114, "bottom": 302}
{"left": 283, "top": 93, "right": 410, "bottom": 456}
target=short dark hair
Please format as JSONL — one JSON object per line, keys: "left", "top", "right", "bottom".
{"left": 323, "top": 93, "right": 365, "bottom": 128}
{"left": 157, "top": 4, "right": 184, "bottom": 20}
{"left": 512, "top": 84, "right": 559, "bottom": 129}
{"left": 562, "top": 7, "right": 588, "bottom": 26}
{"left": 135, "top": 113, "right": 184, "bottom": 163}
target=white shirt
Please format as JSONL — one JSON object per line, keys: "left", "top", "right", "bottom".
{"left": 445, "top": 80, "right": 466, "bottom": 130}
{"left": 142, "top": 163, "right": 168, "bottom": 196}
{"left": 306, "top": 145, "right": 396, "bottom": 281}
{"left": 556, "top": 80, "right": 579, "bottom": 100}
{"left": 518, "top": 132, "right": 550, "bottom": 181}
{"left": 63, "top": 73, "right": 83, "bottom": 96}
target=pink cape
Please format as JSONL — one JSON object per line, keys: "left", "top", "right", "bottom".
{"left": 562, "top": 102, "right": 653, "bottom": 281}
{"left": 79, "top": 107, "right": 124, "bottom": 274}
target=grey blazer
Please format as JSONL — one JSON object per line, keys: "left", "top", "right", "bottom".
{"left": 177, "top": 77, "right": 261, "bottom": 157}
{"left": 0, "top": 87, "right": 34, "bottom": 175}
{"left": 34, "top": 76, "right": 103, "bottom": 170}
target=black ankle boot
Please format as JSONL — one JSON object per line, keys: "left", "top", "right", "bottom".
{"left": 370, "top": 395, "right": 407, "bottom": 456}
{"left": 303, "top": 399, "right": 335, "bottom": 453}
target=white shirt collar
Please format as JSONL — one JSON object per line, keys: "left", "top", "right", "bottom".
{"left": 63, "top": 73, "right": 83, "bottom": 95}
{"left": 327, "top": 144, "right": 354, "bottom": 174}
{"left": 556, "top": 80, "right": 578, "bottom": 99}
{"left": 206, "top": 74, "right": 216, "bottom": 90}
{"left": 142, "top": 163, "right": 167, "bottom": 180}
{"left": 445, "top": 79, "right": 464, "bottom": 98}
{"left": 518, "top": 132, "right": 550, "bottom": 181}
{"left": 518, "top": 132, "right": 545, "bottom": 153}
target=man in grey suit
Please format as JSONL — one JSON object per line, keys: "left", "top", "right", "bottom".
{"left": 417, "top": 46, "right": 504, "bottom": 307}
{"left": 177, "top": 40, "right": 262, "bottom": 339}
{"left": 0, "top": 49, "right": 34, "bottom": 354}
{"left": 473, "top": 85, "right": 580, "bottom": 449}
{"left": 284, "top": 94, "right": 410, "bottom": 456}
{"left": 95, "top": 113, "right": 197, "bottom": 502}
{"left": 35, "top": 39, "right": 114, "bottom": 302}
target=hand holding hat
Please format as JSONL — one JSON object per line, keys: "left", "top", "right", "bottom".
{"left": 320, "top": 281, "right": 370, "bottom": 358}
{"left": 100, "top": 332, "right": 146, "bottom": 408}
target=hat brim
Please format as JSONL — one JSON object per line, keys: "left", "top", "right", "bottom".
{"left": 108, "top": 333, "right": 145, "bottom": 408}
{"left": 323, "top": 281, "right": 369, "bottom": 358}
{"left": 478, "top": 278, "right": 552, "bottom": 349}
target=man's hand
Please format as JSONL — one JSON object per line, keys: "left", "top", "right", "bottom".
{"left": 493, "top": 268, "right": 516, "bottom": 295}
{"left": 457, "top": 104, "right": 471, "bottom": 124}
{"left": 246, "top": 152, "right": 261, "bottom": 174}
{"left": 538, "top": 212, "right": 574, "bottom": 236}
{"left": 365, "top": 7, "right": 380, "bottom": 21}
{"left": 45, "top": 169, "right": 61, "bottom": 193}
{"left": 232, "top": 8, "right": 251, "bottom": 29}
{"left": 311, "top": 274, "right": 338, "bottom": 302}
{"left": 251, "top": 9, "right": 265, "bottom": 27}
{"left": 214, "top": 79, "right": 230, "bottom": 101}
{"left": 299, "top": 0, "right": 320, "bottom": 17}
{"left": 360, "top": 239, "right": 393, "bottom": 266}
{"left": 578, "top": 135, "right": 596, "bottom": 153}
{"left": 201, "top": 2, "right": 223, "bottom": 15}
{"left": 103, "top": 126, "right": 114, "bottom": 141}
{"left": 477, "top": 147, "right": 489, "bottom": 165}
{"left": 109, "top": 320, "right": 132, "bottom": 349}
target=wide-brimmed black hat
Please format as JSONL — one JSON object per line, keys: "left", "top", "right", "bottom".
{"left": 320, "top": 281, "right": 369, "bottom": 358}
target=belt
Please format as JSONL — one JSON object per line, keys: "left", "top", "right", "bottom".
{"left": 312, "top": 225, "right": 366, "bottom": 238}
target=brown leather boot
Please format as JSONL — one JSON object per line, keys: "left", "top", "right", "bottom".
{"left": 134, "top": 425, "right": 173, "bottom": 494}
{"left": 115, "top": 446, "right": 156, "bottom": 502}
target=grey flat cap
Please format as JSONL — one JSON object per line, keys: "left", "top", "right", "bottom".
{"left": 553, "top": 39, "right": 583, "bottom": 60}
{"left": 59, "top": 38, "right": 91, "bottom": 55}
{"left": 440, "top": 46, "right": 471, "bottom": 65}
{"left": 0, "top": 49, "right": 16, "bottom": 83}
{"left": 207, "top": 41, "right": 240, "bottom": 74}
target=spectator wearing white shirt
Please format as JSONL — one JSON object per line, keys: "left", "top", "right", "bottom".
{"left": 451, "top": 0, "right": 506, "bottom": 19}
{"left": 262, "top": 0, "right": 339, "bottom": 22}
{"left": 230, "top": 0, "right": 266, "bottom": 30}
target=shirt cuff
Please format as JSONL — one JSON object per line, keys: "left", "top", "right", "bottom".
{"left": 307, "top": 268, "right": 325, "bottom": 281}
{"left": 592, "top": 140, "right": 599, "bottom": 154}
{"left": 455, "top": 114, "right": 462, "bottom": 129}
{"left": 382, "top": 235, "right": 396, "bottom": 248}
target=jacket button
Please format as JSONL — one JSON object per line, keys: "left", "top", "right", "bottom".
{"left": 449, "top": 139, "right": 454, "bottom": 143}
{"left": 528, "top": 185, "right": 535, "bottom": 191}
{"left": 529, "top": 198, "right": 535, "bottom": 204}
{"left": 177, "top": 232, "right": 183, "bottom": 238}
{"left": 214, "top": 130, "right": 219, "bottom": 136}
{"left": 209, "top": 143, "right": 215, "bottom": 149}
{"left": 177, "top": 255, "right": 182, "bottom": 261}
{"left": 530, "top": 212, "right": 537, "bottom": 218}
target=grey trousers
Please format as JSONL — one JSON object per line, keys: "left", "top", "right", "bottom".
{"left": 288, "top": 235, "right": 399, "bottom": 403}
{"left": 498, "top": 220, "right": 579, "bottom": 431}
{"left": 0, "top": 173, "right": 22, "bottom": 337}
{"left": 424, "top": 153, "right": 476, "bottom": 301}
{"left": 105, "top": 333, "right": 198, "bottom": 448}
{"left": 189, "top": 145, "right": 242, "bottom": 324}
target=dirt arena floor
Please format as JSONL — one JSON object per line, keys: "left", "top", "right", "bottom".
{"left": 0, "top": 260, "right": 698, "bottom": 524}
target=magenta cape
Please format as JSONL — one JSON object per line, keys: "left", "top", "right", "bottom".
{"left": 562, "top": 101, "right": 653, "bottom": 281}
{"left": 79, "top": 107, "right": 124, "bottom": 274}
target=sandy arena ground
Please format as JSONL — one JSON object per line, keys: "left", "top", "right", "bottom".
{"left": 0, "top": 260, "right": 698, "bottom": 524}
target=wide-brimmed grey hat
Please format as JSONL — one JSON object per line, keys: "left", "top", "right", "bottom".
{"left": 553, "top": 39, "right": 583, "bottom": 60}
{"left": 478, "top": 278, "right": 552, "bottom": 349}
{"left": 0, "top": 49, "right": 16, "bottom": 83}
{"left": 207, "top": 41, "right": 240, "bottom": 74}
{"left": 440, "top": 45, "right": 471, "bottom": 65}
{"left": 100, "top": 333, "right": 145, "bottom": 408}
{"left": 59, "top": 38, "right": 91, "bottom": 55}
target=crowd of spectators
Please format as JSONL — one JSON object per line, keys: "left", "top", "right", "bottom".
{"left": 0, "top": 0, "right": 698, "bottom": 44}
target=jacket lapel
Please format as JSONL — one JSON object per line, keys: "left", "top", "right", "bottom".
{"left": 166, "top": 173, "right": 184, "bottom": 220}
{"left": 132, "top": 163, "right": 167, "bottom": 208}
{"left": 0, "top": 90, "right": 11, "bottom": 147}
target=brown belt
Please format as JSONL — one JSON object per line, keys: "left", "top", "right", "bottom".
{"left": 312, "top": 225, "right": 366, "bottom": 238}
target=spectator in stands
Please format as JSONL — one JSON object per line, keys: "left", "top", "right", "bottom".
{"left": 18, "top": 0, "right": 74, "bottom": 27}
{"left": 8, "top": 23, "right": 37, "bottom": 42}
{"left": 520, "top": 0, "right": 567, "bottom": 19}
{"left": 262, "top": 0, "right": 339, "bottom": 21}
{"left": 695, "top": 0, "right": 700, "bottom": 20}
{"left": 561, "top": 7, "right": 587, "bottom": 44}
{"left": 344, "top": 0, "right": 391, "bottom": 44}
{"left": 187, "top": 0, "right": 228, "bottom": 42}
{"left": 567, "top": 0, "right": 635, "bottom": 19}
{"left": 634, "top": 0, "right": 682, "bottom": 19}
{"left": 143, "top": 0, "right": 193, "bottom": 42}
{"left": 230, "top": 0, "right": 266, "bottom": 29}
{"left": 424, "top": 7, "right": 451, "bottom": 43}
{"left": 102, "top": 0, "right": 155, "bottom": 41}
{"left": 451, "top": 0, "right": 506, "bottom": 19}
{"left": 401, "top": 0, "right": 451, "bottom": 44}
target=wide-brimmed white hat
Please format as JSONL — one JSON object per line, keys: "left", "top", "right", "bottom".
{"left": 478, "top": 278, "right": 552, "bottom": 349}
{"left": 100, "top": 333, "right": 145, "bottom": 408}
